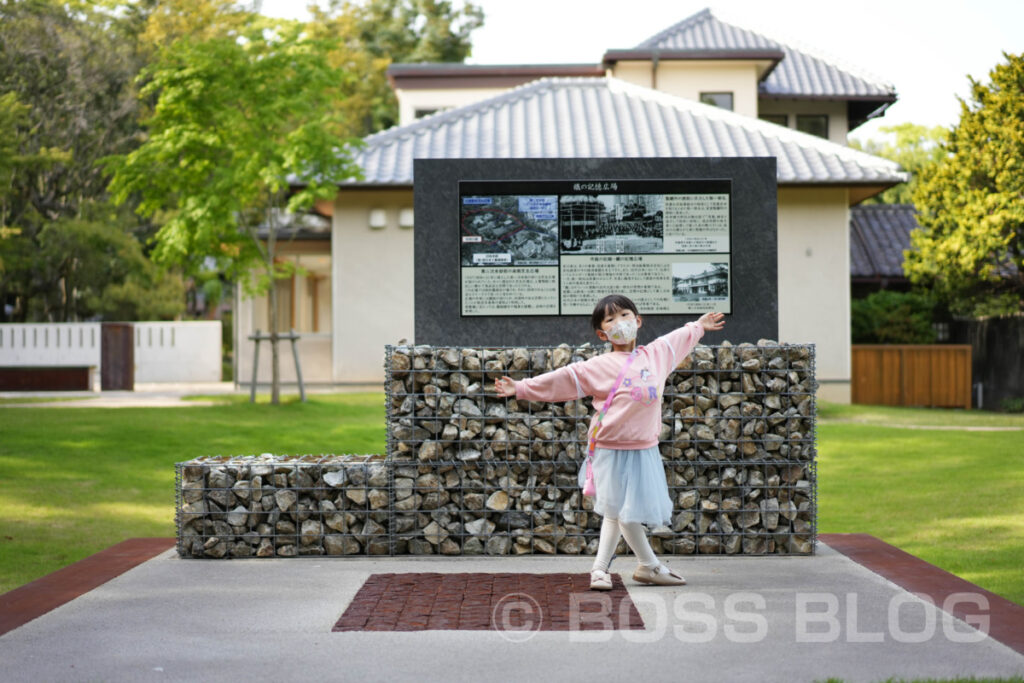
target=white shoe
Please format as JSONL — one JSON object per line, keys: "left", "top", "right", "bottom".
{"left": 590, "top": 569, "right": 613, "bottom": 591}
{"left": 633, "top": 563, "right": 686, "bottom": 586}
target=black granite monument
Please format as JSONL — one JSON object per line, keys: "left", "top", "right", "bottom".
{"left": 413, "top": 157, "right": 777, "bottom": 346}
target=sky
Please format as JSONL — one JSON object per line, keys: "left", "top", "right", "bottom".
{"left": 258, "top": 0, "right": 1024, "bottom": 143}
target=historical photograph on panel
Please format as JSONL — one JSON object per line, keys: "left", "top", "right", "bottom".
{"left": 671, "top": 262, "right": 729, "bottom": 302}
{"left": 559, "top": 194, "right": 664, "bottom": 254}
{"left": 459, "top": 195, "right": 559, "bottom": 266}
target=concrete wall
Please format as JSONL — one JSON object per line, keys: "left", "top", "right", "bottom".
{"left": 133, "top": 322, "right": 221, "bottom": 383}
{"left": 0, "top": 323, "right": 100, "bottom": 367}
{"left": 777, "top": 186, "right": 852, "bottom": 402}
{"left": 0, "top": 321, "right": 222, "bottom": 386}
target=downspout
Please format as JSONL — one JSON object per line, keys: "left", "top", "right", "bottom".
{"left": 651, "top": 50, "right": 659, "bottom": 90}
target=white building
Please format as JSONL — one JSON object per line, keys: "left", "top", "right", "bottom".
{"left": 235, "top": 8, "right": 905, "bottom": 402}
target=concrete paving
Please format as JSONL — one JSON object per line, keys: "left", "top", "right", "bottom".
{"left": 1, "top": 541, "right": 1021, "bottom": 683}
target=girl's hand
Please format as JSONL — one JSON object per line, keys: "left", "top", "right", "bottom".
{"left": 698, "top": 311, "right": 725, "bottom": 331}
{"left": 494, "top": 376, "right": 517, "bottom": 397}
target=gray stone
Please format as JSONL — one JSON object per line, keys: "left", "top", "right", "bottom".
{"left": 274, "top": 489, "right": 297, "bottom": 512}
{"left": 485, "top": 490, "right": 510, "bottom": 511}
{"left": 300, "top": 520, "right": 323, "bottom": 546}
{"left": 226, "top": 506, "right": 249, "bottom": 527}
{"left": 464, "top": 517, "right": 496, "bottom": 536}
{"left": 485, "top": 535, "right": 511, "bottom": 555}
{"left": 423, "top": 520, "right": 448, "bottom": 545}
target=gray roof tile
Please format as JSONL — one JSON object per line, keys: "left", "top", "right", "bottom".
{"left": 636, "top": 8, "right": 781, "bottom": 51}
{"left": 349, "top": 77, "right": 907, "bottom": 187}
{"left": 628, "top": 9, "right": 895, "bottom": 100}
{"left": 849, "top": 204, "right": 918, "bottom": 279}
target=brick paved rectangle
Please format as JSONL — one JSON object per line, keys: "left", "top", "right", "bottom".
{"left": 332, "top": 573, "right": 645, "bottom": 632}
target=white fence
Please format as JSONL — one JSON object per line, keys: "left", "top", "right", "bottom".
{"left": 0, "top": 321, "right": 222, "bottom": 386}
{"left": 0, "top": 323, "right": 100, "bottom": 367}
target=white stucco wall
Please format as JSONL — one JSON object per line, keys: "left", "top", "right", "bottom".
{"left": 396, "top": 87, "right": 511, "bottom": 126}
{"left": 613, "top": 60, "right": 762, "bottom": 118}
{"left": 332, "top": 189, "right": 416, "bottom": 383}
{"left": 777, "top": 186, "right": 852, "bottom": 402}
{"left": 757, "top": 99, "right": 849, "bottom": 146}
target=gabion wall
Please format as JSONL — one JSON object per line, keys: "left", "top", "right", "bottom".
{"left": 177, "top": 455, "right": 392, "bottom": 558}
{"left": 176, "top": 340, "right": 817, "bottom": 558}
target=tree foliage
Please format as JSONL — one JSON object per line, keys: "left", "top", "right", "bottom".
{"left": 308, "top": 0, "right": 484, "bottom": 135}
{"left": 850, "top": 123, "right": 948, "bottom": 205}
{"left": 851, "top": 290, "right": 937, "bottom": 344}
{"left": 104, "top": 19, "right": 363, "bottom": 402}
{"left": 905, "top": 52, "right": 1024, "bottom": 316}
{"left": 0, "top": 0, "right": 183, "bottom": 321}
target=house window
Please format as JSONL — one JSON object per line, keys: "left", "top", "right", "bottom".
{"left": 796, "top": 114, "right": 829, "bottom": 139}
{"left": 699, "top": 92, "right": 734, "bottom": 111}
{"left": 264, "top": 254, "right": 332, "bottom": 333}
{"left": 759, "top": 114, "right": 788, "bottom": 127}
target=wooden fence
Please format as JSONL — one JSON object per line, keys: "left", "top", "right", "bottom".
{"left": 851, "top": 345, "right": 973, "bottom": 409}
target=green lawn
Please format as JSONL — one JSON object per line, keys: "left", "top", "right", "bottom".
{"left": 816, "top": 402, "right": 1024, "bottom": 606}
{"left": 0, "top": 393, "right": 386, "bottom": 594}
{"left": 1, "top": 396, "right": 1022, "bottom": 608}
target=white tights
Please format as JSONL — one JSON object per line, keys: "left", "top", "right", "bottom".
{"left": 591, "top": 516, "right": 659, "bottom": 572}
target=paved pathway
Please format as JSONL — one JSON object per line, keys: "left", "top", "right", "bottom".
{"left": 0, "top": 382, "right": 380, "bottom": 408}
{"left": 1, "top": 537, "right": 1022, "bottom": 683}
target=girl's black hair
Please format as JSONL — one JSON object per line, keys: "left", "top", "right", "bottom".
{"left": 590, "top": 294, "right": 639, "bottom": 331}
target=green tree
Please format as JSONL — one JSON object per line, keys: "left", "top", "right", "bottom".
{"left": 850, "top": 122, "right": 948, "bottom": 205}
{"left": 851, "top": 290, "right": 937, "bottom": 344}
{"left": 0, "top": 91, "right": 69, "bottom": 267}
{"left": 308, "top": 0, "right": 484, "bottom": 135}
{"left": 104, "top": 21, "right": 363, "bottom": 404}
{"left": 905, "top": 52, "right": 1024, "bottom": 316}
{"left": 0, "top": 0, "right": 183, "bottom": 321}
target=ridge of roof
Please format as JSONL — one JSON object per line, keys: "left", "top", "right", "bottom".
{"left": 622, "top": 7, "right": 894, "bottom": 99}
{"left": 355, "top": 76, "right": 906, "bottom": 186}
{"left": 708, "top": 7, "right": 896, "bottom": 95}
{"left": 633, "top": 7, "right": 782, "bottom": 51}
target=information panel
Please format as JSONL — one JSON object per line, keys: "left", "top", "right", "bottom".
{"left": 459, "top": 179, "right": 732, "bottom": 316}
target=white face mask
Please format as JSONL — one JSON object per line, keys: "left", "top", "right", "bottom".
{"left": 607, "top": 319, "right": 638, "bottom": 345}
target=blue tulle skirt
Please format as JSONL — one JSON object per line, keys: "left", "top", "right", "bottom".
{"left": 577, "top": 445, "right": 674, "bottom": 527}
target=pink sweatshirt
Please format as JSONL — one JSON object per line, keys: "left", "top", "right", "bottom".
{"left": 514, "top": 322, "right": 705, "bottom": 449}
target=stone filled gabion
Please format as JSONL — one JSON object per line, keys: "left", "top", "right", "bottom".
{"left": 386, "top": 340, "right": 817, "bottom": 557}
{"left": 176, "top": 454, "right": 391, "bottom": 558}
{"left": 175, "top": 340, "right": 817, "bottom": 558}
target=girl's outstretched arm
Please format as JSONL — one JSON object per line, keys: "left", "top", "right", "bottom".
{"left": 493, "top": 364, "right": 587, "bottom": 403}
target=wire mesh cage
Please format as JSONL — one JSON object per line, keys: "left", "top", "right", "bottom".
{"left": 175, "top": 340, "right": 816, "bottom": 558}
{"left": 384, "top": 341, "right": 817, "bottom": 558}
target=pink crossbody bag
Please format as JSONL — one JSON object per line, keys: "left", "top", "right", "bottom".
{"left": 582, "top": 349, "right": 638, "bottom": 498}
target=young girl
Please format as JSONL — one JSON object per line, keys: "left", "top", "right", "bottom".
{"left": 495, "top": 294, "right": 725, "bottom": 590}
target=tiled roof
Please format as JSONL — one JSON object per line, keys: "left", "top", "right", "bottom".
{"left": 635, "top": 8, "right": 782, "bottom": 52}
{"left": 849, "top": 204, "right": 918, "bottom": 279}
{"left": 620, "top": 8, "right": 895, "bottom": 101}
{"left": 350, "top": 77, "right": 907, "bottom": 187}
